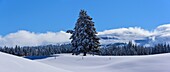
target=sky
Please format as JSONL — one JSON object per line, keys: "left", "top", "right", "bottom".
{"left": 0, "top": 0, "right": 170, "bottom": 46}
{"left": 0, "top": 0, "right": 170, "bottom": 35}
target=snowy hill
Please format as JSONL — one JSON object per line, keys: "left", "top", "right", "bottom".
{"left": 1, "top": 51, "right": 170, "bottom": 72}
{"left": 37, "top": 53, "right": 170, "bottom": 72}
{"left": 0, "top": 52, "right": 71, "bottom": 72}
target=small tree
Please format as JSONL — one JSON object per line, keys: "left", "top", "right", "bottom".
{"left": 67, "top": 10, "right": 100, "bottom": 56}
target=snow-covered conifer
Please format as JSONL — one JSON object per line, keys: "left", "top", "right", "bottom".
{"left": 67, "top": 10, "right": 100, "bottom": 56}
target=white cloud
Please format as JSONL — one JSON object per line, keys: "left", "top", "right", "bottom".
{"left": 0, "top": 30, "right": 71, "bottom": 47}
{"left": 99, "top": 24, "right": 170, "bottom": 46}
{"left": 152, "top": 24, "right": 170, "bottom": 44}
{"left": 1, "top": 24, "right": 170, "bottom": 47}
{"left": 98, "top": 27, "right": 151, "bottom": 36}
{"left": 98, "top": 27, "right": 152, "bottom": 45}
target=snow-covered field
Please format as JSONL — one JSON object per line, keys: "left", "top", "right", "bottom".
{"left": 1, "top": 52, "right": 170, "bottom": 72}
{"left": 0, "top": 52, "right": 71, "bottom": 72}
{"left": 38, "top": 54, "right": 170, "bottom": 72}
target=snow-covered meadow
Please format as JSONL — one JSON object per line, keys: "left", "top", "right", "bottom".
{"left": 37, "top": 53, "right": 170, "bottom": 72}
{"left": 1, "top": 52, "right": 170, "bottom": 72}
{"left": 0, "top": 52, "right": 71, "bottom": 72}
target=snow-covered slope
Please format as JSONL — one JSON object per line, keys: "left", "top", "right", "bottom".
{"left": 0, "top": 52, "right": 71, "bottom": 72}
{"left": 38, "top": 54, "right": 170, "bottom": 72}
{"left": 1, "top": 51, "right": 170, "bottom": 72}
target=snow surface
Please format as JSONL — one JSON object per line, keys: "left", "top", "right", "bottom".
{"left": 37, "top": 53, "right": 170, "bottom": 72}
{"left": 0, "top": 52, "right": 71, "bottom": 72}
{"left": 1, "top": 51, "right": 170, "bottom": 72}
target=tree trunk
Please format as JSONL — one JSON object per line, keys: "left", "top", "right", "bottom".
{"left": 72, "top": 53, "right": 75, "bottom": 55}
{"left": 83, "top": 52, "right": 87, "bottom": 56}
{"left": 92, "top": 52, "right": 94, "bottom": 56}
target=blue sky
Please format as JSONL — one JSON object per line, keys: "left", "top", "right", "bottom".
{"left": 0, "top": 0, "right": 170, "bottom": 35}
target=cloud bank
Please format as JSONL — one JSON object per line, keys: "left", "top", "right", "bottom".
{"left": 1, "top": 24, "right": 170, "bottom": 47}
{"left": 99, "top": 24, "right": 170, "bottom": 46}
{"left": 98, "top": 27, "right": 152, "bottom": 45}
{"left": 0, "top": 30, "right": 71, "bottom": 47}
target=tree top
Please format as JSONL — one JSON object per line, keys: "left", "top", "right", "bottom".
{"left": 79, "top": 10, "right": 92, "bottom": 20}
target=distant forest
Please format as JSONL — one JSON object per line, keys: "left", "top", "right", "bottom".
{"left": 0, "top": 42, "right": 170, "bottom": 56}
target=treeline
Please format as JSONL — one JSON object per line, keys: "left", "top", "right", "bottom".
{"left": 0, "top": 44, "right": 73, "bottom": 56}
{"left": 0, "top": 42, "right": 170, "bottom": 56}
{"left": 99, "top": 42, "right": 170, "bottom": 56}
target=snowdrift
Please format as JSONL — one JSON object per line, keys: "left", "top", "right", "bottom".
{"left": 0, "top": 52, "right": 71, "bottom": 72}
{"left": 38, "top": 54, "right": 170, "bottom": 72}
{"left": 1, "top": 51, "right": 170, "bottom": 72}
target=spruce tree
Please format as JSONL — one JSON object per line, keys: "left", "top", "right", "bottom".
{"left": 67, "top": 10, "right": 100, "bottom": 56}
